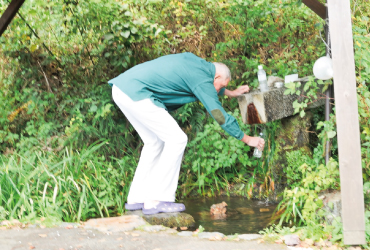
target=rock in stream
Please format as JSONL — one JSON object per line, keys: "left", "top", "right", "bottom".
{"left": 126, "top": 210, "right": 195, "bottom": 228}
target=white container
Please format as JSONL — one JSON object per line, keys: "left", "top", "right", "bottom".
{"left": 253, "top": 133, "right": 264, "bottom": 158}
{"left": 257, "top": 65, "right": 269, "bottom": 92}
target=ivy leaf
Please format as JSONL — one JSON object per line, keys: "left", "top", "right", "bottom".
{"left": 131, "top": 27, "right": 138, "bottom": 34}
{"left": 284, "top": 89, "right": 291, "bottom": 95}
{"left": 304, "top": 83, "right": 310, "bottom": 92}
{"left": 327, "top": 131, "right": 336, "bottom": 139}
{"left": 300, "top": 110, "right": 305, "bottom": 117}
{"left": 104, "top": 33, "right": 114, "bottom": 40}
{"left": 292, "top": 101, "right": 300, "bottom": 108}
{"left": 121, "top": 31, "right": 130, "bottom": 38}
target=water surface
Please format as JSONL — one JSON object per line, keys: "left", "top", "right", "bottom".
{"left": 182, "top": 196, "right": 277, "bottom": 235}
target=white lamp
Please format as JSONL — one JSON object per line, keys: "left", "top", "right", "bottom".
{"left": 313, "top": 56, "right": 333, "bottom": 80}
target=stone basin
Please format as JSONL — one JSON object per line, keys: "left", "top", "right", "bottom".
{"left": 237, "top": 76, "right": 326, "bottom": 124}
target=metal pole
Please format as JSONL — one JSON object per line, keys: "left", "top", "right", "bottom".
{"left": 324, "top": 3, "right": 332, "bottom": 164}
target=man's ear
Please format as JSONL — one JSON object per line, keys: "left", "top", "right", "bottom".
{"left": 214, "top": 72, "right": 222, "bottom": 80}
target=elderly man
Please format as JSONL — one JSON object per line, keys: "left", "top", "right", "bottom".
{"left": 108, "top": 52, "right": 265, "bottom": 215}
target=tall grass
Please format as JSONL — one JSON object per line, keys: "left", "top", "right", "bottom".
{"left": 0, "top": 140, "right": 136, "bottom": 222}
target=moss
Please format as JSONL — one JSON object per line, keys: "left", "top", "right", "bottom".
{"left": 143, "top": 213, "right": 195, "bottom": 228}
{"left": 270, "top": 112, "right": 314, "bottom": 200}
{"left": 125, "top": 210, "right": 195, "bottom": 228}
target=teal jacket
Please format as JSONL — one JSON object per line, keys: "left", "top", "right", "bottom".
{"left": 108, "top": 52, "right": 244, "bottom": 140}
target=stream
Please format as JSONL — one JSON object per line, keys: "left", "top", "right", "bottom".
{"left": 182, "top": 196, "right": 277, "bottom": 235}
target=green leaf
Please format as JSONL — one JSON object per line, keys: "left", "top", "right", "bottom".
{"left": 300, "top": 110, "right": 305, "bottom": 117}
{"left": 89, "top": 105, "right": 98, "bottom": 112}
{"left": 104, "top": 33, "right": 114, "bottom": 40}
{"left": 131, "top": 27, "right": 138, "bottom": 34}
{"left": 303, "top": 83, "right": 310, "bottom": 92}
{"left": 327, "top": 131, "right": 336, "bottom": 139}
{"left": 121, "top": 31, "right": 130, "bottom": 38}
{"left": 284, "top": 89, "right": 291, "bottom": 95}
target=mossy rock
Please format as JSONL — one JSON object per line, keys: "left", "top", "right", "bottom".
{"left": 270, "top": 112, "right": 314, "bottom": 201}
{"left": 125, "top": 210, "right": 195, "bottom": 228}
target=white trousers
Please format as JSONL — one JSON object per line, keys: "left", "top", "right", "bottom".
{"left": 112, "top": 85, "right": 188, "bottom": 202}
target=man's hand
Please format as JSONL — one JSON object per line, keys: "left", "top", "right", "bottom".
{"left": 224, "top": 85, "right": 250, "bottom": 98}
{"left": 241, "top": 134, "right": 265, "bottom": 151}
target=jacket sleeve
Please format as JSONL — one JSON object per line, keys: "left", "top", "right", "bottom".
{"left": 192, "top": 83, "right": 244, "bottom": 140}
{"left": 218, "top": 87, "right": 225, "bottom": 96}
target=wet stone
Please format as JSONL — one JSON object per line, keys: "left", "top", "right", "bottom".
{"left": 259, "top": 208, "right": 270, "bottom": 212}
{"left": 83, "top": 215, "right": 147, "bottom": 233}
{"left": 238, "top": 234, "right": 262, "bottom": 241}
{"left": 210, "top": 201, "right": 227, "bottom": 215}
{"left": 177, "top": 231, "right": 194, "bottom": 237}
{"left": 235, "top": 207, "right": 255, "bottom": 215}
{"left": 126, "top": 210, "right": 195, "bottom": 228}
{"left": 198, "top": 232, "right": 225, "bottom": 240}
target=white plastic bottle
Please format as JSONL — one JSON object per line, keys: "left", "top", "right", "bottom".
{"left": 253, "top": 133, "right": 264, "bottom": 158}
{"left": 257, "top": 65, "right": 269, "bottom": 92}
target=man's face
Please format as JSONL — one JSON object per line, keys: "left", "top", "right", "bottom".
{"left": 213, "top": 75, "right": 229, "bottom": 92}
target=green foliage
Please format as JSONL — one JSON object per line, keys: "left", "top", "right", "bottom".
{"left": 0, "top": 3, "right": 369, "bottom": 249}
{"left": 284, "top": 76, "right": 332, "bottom": 118}
{"left": 180, "top": 109, "right": 257, "bottom": 196}
{"left": 277, "top": 147, "right": 340, "bottom": 226}
{"left": 0, "top": 141, "right": 135, "bottom": 222}
{"left": 274, "top": 3, "right": 370, "bottom": 246}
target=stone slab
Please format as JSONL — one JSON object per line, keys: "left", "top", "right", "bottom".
{"left": 125, "top": 210, "right": 195, "bottom": 228}
{"left": 83, "top": 215, "right": 146, "bottom": 233}
{"left": 237, "top": 77, "right": 326, "bottom": 124}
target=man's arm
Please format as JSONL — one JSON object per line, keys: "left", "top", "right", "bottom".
{"left": 224, "top": 85, "right": 250, "bottom": 98}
